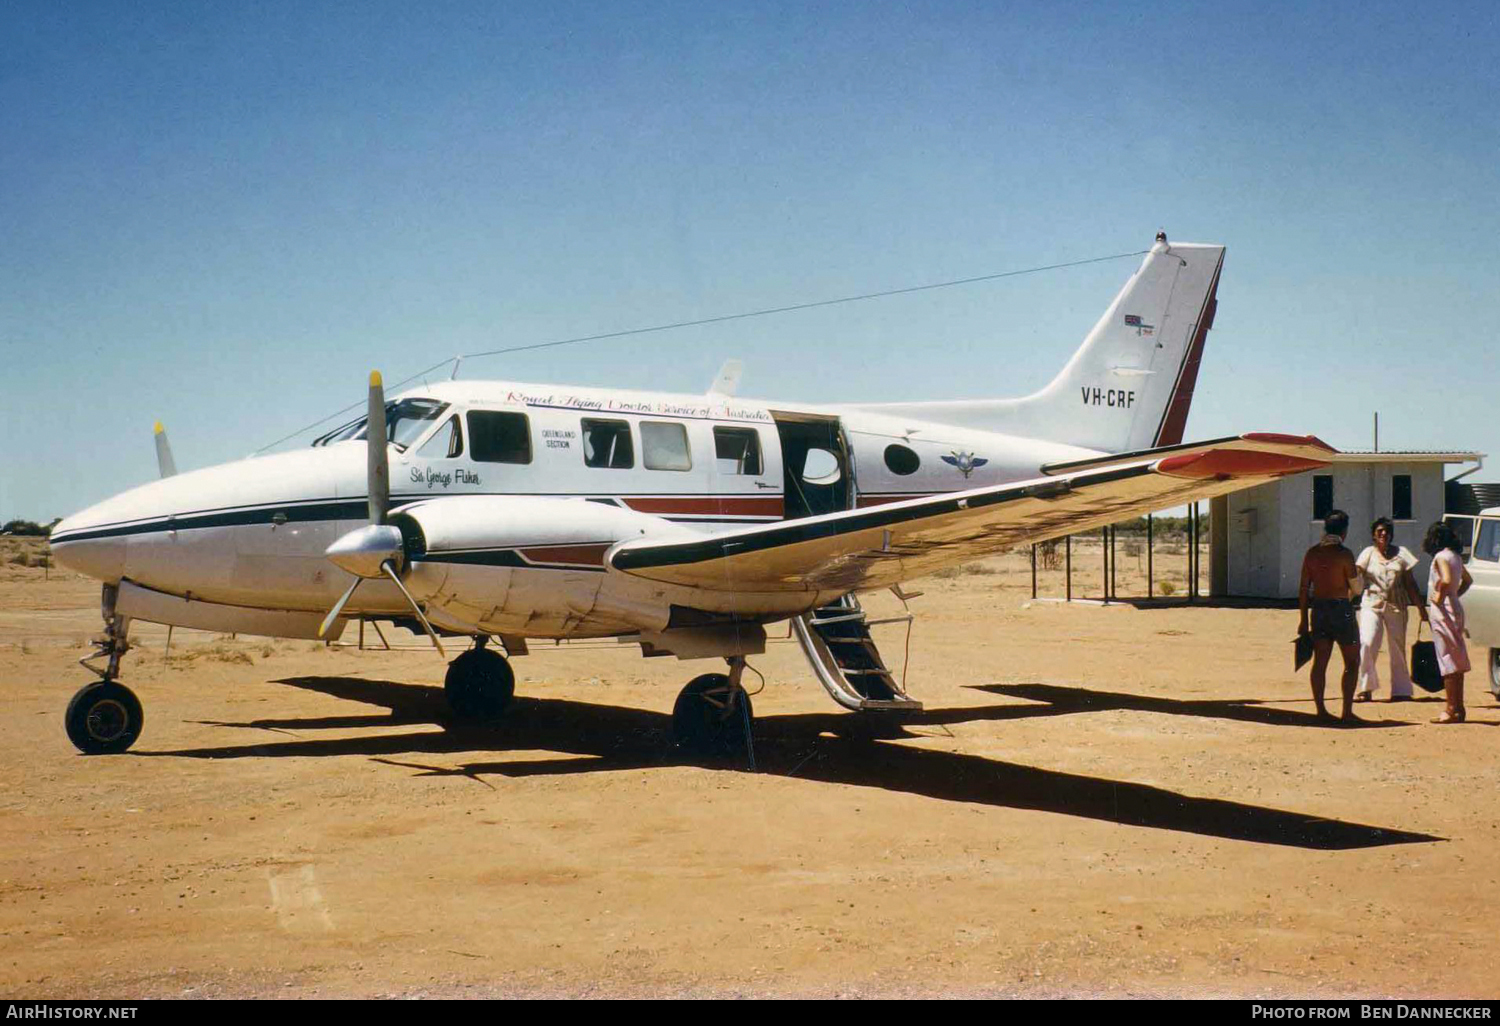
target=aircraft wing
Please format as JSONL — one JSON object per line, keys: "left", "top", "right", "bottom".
{"left": 608, "top": 433, "right": 1336, "bottom": 593}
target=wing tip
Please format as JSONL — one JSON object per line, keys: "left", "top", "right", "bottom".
{"left": 1157, "top": 446, "right": 1331, "bottom": 479}
{"left": 1240, "top": 432, "right": 1335, "bottom": 453}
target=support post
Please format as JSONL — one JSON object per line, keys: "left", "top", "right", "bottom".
{"left": 1147, "top": 514, "right": 1154, "bottom": 599}
{"left": 1030, "top": 544, "right": 1037, "bottom": 600}
{"left": 1110, "top": 525, "right": 1117, "bottom": 600}
{"left": 1065, "top": 535, "right": 1072, "bottom": 602}
{"left": 1101, "top": 526, "right": 1109, "bottom": 604}
{"left": 1189, "top": 503, "right": 1199, "bottom": 601}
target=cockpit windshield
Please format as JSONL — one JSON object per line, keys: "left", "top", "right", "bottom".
{"left": 311, "top": 399, "right": 449, "bottom": 452}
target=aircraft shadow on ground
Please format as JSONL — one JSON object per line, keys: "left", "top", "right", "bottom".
{"left": 148, "top": 675, "right": 1442, "bottom": 851}
{"left": 967, "top": 682, "right": 1414, "bottom": 729}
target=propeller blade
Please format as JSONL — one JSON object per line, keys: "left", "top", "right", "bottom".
{"left": 381, "top": 560, "right": 445, "bottom": 658}
{"left": 319, "top": 577, "right": 362, "bottom": 638}
{"left": 367, "top": 370, "right": 389, "bottom": 525}
{"left": 154, "top": 421, "right": 178, "bottom": 478}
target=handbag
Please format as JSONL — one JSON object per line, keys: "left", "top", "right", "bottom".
{"left": 1410, "top": 620, "right": 1443, "bottom": 693}
{"left": 1293, "top": 632, "right": 1314, "bottom": 672}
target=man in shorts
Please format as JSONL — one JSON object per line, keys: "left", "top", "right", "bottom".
{"left": 1299, "top": 509, "right": 1362, "bottom": 722}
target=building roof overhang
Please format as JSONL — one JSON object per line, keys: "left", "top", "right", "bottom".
{"left": 1335, "top": 451, "right": 1484, "bottom": 465}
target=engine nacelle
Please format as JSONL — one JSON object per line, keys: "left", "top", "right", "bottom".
{"left": 391, "top": 495, "right": 698, "bottom": 636}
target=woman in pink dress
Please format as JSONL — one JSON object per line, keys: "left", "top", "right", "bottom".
{"left": 1422, "top": 521, "right": 1474, "bottom": 723}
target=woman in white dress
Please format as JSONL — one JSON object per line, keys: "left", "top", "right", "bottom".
{"left": 1354, "top": 517, "right": 1425, "bottom": 702}
{"left": 1422, "top": 520, "right": 1474, "bottom": 724}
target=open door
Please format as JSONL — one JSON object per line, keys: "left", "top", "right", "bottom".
{"left": 770, "top": 412, "right": 854, "bottom": 520}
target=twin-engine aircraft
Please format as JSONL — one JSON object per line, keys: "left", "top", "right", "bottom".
{"left": 50, "top": 234, "right": 1338, "bottom": 755}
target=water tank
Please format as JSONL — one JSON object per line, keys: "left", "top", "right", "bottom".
{"left": 1446, "top": 481, "right": 1500, "bottom": 514}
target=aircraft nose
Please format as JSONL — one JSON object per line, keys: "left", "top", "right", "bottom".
{"left": 48, "top": 509, "right": 127, "bottom": 582}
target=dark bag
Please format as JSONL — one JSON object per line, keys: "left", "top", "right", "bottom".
{"left": 1410, "top": 621, "right": 1443, "bottom": 693}
{"left": 1293, "top": 632, "right": 1314, "bottom": 672}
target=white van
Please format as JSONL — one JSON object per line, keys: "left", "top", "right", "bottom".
{"left": 1463, "top": 508, "right": 1500, "bottom": 697}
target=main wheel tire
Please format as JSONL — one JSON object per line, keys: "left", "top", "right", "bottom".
{"left": 672, "top": 673, "right": 753, "bottom": 757}
{"left": 444, "top": 647, "right": 515, "bottom": 719}
{"left": 1489, "top": 648, "right": 1499, "bottom": 699}
{"left": 65, "top": 681, "right": 144, "bottom": 755}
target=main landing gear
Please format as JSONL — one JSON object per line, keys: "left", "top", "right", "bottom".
{"left": 444, "top": 637, "right": 515, "bottom": 720}
{"left": 672, "top": 656, "right": 754, "bottom": 760}
{"left": 66, "top": 585, "right": 144, "bottom": 754}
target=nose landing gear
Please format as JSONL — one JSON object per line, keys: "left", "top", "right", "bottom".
{"left": 67, "top": 584, "right": 143, "bottom": 754}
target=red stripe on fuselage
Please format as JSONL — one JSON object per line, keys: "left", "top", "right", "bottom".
{"left": 856, "top": 493, "right": 935, "bottom": 508}
{"left": 621, "top": 496, "right": 784, "bottom": 517}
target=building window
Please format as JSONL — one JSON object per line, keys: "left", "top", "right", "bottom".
{"left": 466, "top": 411, "right": 531, "bottom": 464}
{"left": 1392, "top": 475, "right": 1413, "bottom": 521}
{"left": 581, "top": 419, "right": 633, "bottom": 469}
{"left": 714, "top": 427, "right": 762, "bottom": 475}
{"left": 1312, "top": 475, "right": 1333, "bottom": 521}
{"left": 641, "top": 421, "right": 692, "bottom": 471}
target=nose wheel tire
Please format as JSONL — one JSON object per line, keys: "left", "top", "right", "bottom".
{"left": 445, "top": 647, "right": 515, "bottom": 720}
{"left": 65, "top": 681, "right": 144, "bottom": 755}
{"left": 672, "top": 673, "right": 753, "bottom": 757}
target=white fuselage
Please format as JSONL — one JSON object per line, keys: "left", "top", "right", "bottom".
{"left": 50, "top": 379, "right": 1103, "bottom": 640}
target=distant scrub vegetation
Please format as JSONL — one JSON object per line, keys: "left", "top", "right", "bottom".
{"left": 1, "top": 519, "right": 58, "bottom": 536}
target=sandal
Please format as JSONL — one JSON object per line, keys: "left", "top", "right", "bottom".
{"left": 1434, "top": 709, "right": 1466, "bottom": 724}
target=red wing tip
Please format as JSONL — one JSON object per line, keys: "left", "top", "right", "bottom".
{"left": 1240, "top": 432, "right": 1336, "bottom": 452}
{"left": 1157, "top": 449, "right": 1331, "bottom": 479}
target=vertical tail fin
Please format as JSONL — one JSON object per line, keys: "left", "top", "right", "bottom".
{"left": 859, "top": 235, "right": 1224, "bottom": 453}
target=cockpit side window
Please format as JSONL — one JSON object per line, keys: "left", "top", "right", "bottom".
{"left": 311, "top": 398, "right": 448, "bottom": 452}
{"left": 582, "top": 419, "right": 634, "bottom": 469}
{"left": 467, "top": 410, "right": 532, "bottom": 464}
{"left": 416, "top": 415, "right": 464, "bottom": 459}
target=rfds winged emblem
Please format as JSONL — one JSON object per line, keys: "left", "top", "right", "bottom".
{"left": 941, "top": 450, "right": 989, "bottom": 478}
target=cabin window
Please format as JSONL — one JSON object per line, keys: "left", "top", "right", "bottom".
{"left": 1475, "top": 519, "right": 1500, "bottom": 564}
{"left": 802, "top": 447, "right": 842, "bottom": 485}
{"left": 416, "top": 415, "right": 464, "bottom": 459}
{"left": 466, "top": 411, "right": 531, "bottom": 464}
{"left": 714, "top": 427, "right": 762, "bottom": 475}
{"left": 641, "top": 421, "right": 691, "bottom": 471}
{"left": 1312, "top": 475, "right": 1333, "bottom": 521}
{"left": 1392, "top": 475, "right": 1413, "bottom": 521}
{"left": 884, "top": 444, "right": 920, "bottom": 476}
{"left": 582, "top": 419, "right": 633, "bottom": 469}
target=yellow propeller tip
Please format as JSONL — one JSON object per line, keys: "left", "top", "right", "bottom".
{"left": 369, "top": 370, "right": 383, "bottom": 387}
{"left": 153, "top": 421, "right": 164, "bottom": 434}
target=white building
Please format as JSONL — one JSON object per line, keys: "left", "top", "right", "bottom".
{"left": 1209, "top": 452, "right": 1483, "bottom": 599}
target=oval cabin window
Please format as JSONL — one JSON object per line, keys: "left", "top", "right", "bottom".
{"left": 884, "top": 444, "right": 920, "bottom": 476}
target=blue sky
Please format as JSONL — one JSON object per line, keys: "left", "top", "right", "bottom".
{"left": 3, "top": 0, "right": 1497, "bottom": 520}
